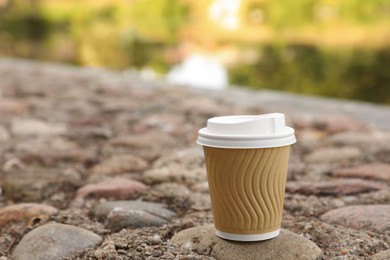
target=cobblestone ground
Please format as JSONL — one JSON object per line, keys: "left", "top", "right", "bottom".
{"left": 0, "top": 59, "right": 389, "bottom": 260}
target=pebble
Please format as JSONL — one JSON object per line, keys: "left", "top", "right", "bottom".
{"left": 143, "top": 148, "right": 206, "bottom": 185}
{"left": 284, "top": 194, "right": 346, "bottom": 216}
{"left": 101, "top": 98, "right": 139, "bottom": 113}
{"left": 75, "top": 178, "right": 148, "bottom": 199}
{"left": 109, "top": 132, "right": 176, "bottom": 150}
{"left": 375, "top": 148, "right": 390, "bottom": 163}
{"left": 0, "top": 203, "right": 58, "bottom": 228}
{"left": 11, "top": 119, "right": 66, "bottom": 136}
{"left": 311, "top": 114, "right": 368, "bottom": 133}
{"left": 0, "top": 234, "right": 14, "bottom": 255}
{"left": 372, "top": 250, "right": 390, "bottom": 260}
{"left": 148, "top": 182, "right": 191, "bottom": 200}
{"left": 93, "top": 200, "right": 176, "bottom": 232}
{"left": 287, "top": 159, "right": 306, "bottom": 180}
{"left": 93, "top": 200, "right": 176, "bottom": 223}
{"left": 0, "top": 99, "right": 28, "bottom": 115}
{"left": 144, "top": 166, "right": 206, "bottom": 185}
{"left": 1, "top": 168, "right": 81, "bottom": 201}
{"left": 191, "top": 181, "right": 209, "bottom": 193}
{"left": 324, "top": 132, "right": 390, "bottom": 149}
{"left": 94, "top": 240, "right": 123, "bottom": 260}
{"left": 0, "top": 125, "right": 10, "bottom": 142}
{"left": 298, "top": 128, "right": 327, "bottom": 140}
{"left": 12, "top": 223, "right": 102, "bottom": 260}
{"left": 331, "top": 163, "right": 390, "bottom": 181}
{"left": 188, "top": 193, "right": 211, "bottom": 211}
{"left": 15, "top": 136, "right": 78, "bottom": 151}
{"left": 89, "top": 154, "right": 148, "bottom": 175}
{"left": 131, "top": 113, "right": 186, "bottom": 136}
{"left": 19, "top": 148, "right": 96, "bottom": 166}
{"left": 286, "top": 179, "right": 387, "bottom": 196}
{"left": 69, "top": 125, "right": 112, "bottom": 139}
{"left": 180, "top": 97, "right": 228, "bottom": 117}
{"left": 305, "top": 146, "right": 362, "bottom": 163}
{"left": 105, "top": 208, "right": 169, "bottom": 232}
{"left": 297, "top": 129, "right": 327, "bottom": 149}
{"left": 171, "top": 225, "right": 323, "bottom": 260}
{"left": 320, "top": 205, "right": 390, "bottom": 233}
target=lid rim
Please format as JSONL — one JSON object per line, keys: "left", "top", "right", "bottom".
{"left": 198, "top": 127, "right": 295, "bottom": 140}
{"left": 197, "top": 134, "right": 296, "bottom": 149}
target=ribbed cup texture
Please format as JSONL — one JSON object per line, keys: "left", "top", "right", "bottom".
{"left": 203, "top": 146, "right": 290, "bottom": 234}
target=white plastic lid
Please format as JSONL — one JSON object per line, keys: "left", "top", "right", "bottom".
{"left": 197, "top": 113, "right": 296, "bottom": 148}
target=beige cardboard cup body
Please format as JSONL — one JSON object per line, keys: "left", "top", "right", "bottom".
{"left": 197, "top": 113, "right": 296, "bottom": 241}
{"left": 204, "top": 145, "right": 290, "bottom": 240}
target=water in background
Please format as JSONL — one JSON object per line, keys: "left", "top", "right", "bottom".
{"left": 0, "top": 0, "right": 389, "bottom": 103}
{"left": 167, "top": 54, "right": 228, "bottom": 89}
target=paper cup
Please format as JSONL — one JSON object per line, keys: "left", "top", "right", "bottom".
{"left": 197, "top": 113, "right": 296, "bottom": 241}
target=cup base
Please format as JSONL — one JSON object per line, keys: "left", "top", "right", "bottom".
{"left": 215, "top": 229, "right": 280, "bottom": 241}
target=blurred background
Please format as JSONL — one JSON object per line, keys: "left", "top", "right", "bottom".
{"left": 0, "top": 0, "right": 389, "bottom": 104}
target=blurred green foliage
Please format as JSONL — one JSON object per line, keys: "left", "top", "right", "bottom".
{"left": 229, "top": 45, "right": 390, "bottom": 104}
{"left": 0, "top": 0, "right": 389, "bottom": 104}
{"left": 0, "top": 0, "right": 187, "bottom": 68}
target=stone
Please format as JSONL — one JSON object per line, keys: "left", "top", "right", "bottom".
{"left": 179, "top": 97, "right": 228, "bottom": 117}
{"left": 89, "top": 154, "right": 148, "bottom": 175}
{"left": 131, "top": 113, "right": 186, "bottom": 136}
{"left": 0, "top": 203, "right": 58, "bottom": 228}
{"left": 69, "top": 125, "right": 112, "bottom": 139}
{"left": 143, "top": 148, "right": 207, "bottom": 185}
{"left": 287, "top": 220, "right": 387, "bottom": 259}
{"left": 305, "top": 147, "right": 362, "bottom": 163}
{"left": 101, "top": 98, "right": 140, "bottom": 113}
{"left": 188, "top": 193, "right": 211, "bottom": 211}
{"left": 331, "top": 163, "right": 390, "bottom": 181}
{"left": 19, "top": 148, "right": 96, "bottom": 166}
{"left": 191, "top": 181, "right": 210, "bottom": 193}
{"left": 109, "top": 132, "right": 176, "bottom": 151}
{"left": 320, "top": 205, "right": 390, "bottom": 233}
{"left": 284, "top": 194, "right": 346, "bottom": 216}
{"left": 76, "top": 178, "right": 148, "bottom": 199}
{"left": 299, "top": 129, "right": 327, "bottom": 140}
{"left": 148, "top": 182, "right": 191, "bottom": 200}
{"left": 94, "top": 240, "right": 123, "bottom": 260}
{"left": 105, "top": 208, "right": 168, "bottom": 232}
{"left": 171, "top": 225, "right": 323, "bottom": 260}
{"left": 375, "top": 148, "right": 390, "bottom": 163}
{"left": 93, "top": 200, "right": 176, "bottom": 223}
{"left": 0, "top": 99, "right": 28, "bottom": 115}
{"left": 11, "top": 119, "right": 66, "bottom": 136}
{"left": 0, "top": 125, "right": 10, "bottom": 142}
{"left": 286, "top": 179, "right": 386, "bottom": 196}
{"left": 58, "top": 96, "right": 100, "bottom": 116}
{"left": 144, "top": 166, "right": 206, "bottom": 185}
{"left": 0, "top": 233, "right": 14, "bottom": 255}
{"left": 15, "top": 136, "right": 78, "bottom": 152}
{"left": 297, "top": 129, "right": 327, "bottom": 145}
{"left": 287, "top": 159, "right": 306, "bottom": 180}
{"left": 1, "top": 168, "right": 80, "bottom": 202}
{"left": 372, "top": 250, "right": 390, "bottom": 260}
{"left": 324, "top": 132, "right": 390, "bottom": 149}
{"left": 311, "top": 114, "right": 368, "bottom": 133}
{"left": 12, "top": 223, "right": 102, "bottom": 260}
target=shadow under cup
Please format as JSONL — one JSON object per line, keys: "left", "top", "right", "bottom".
{"left": 203, "top": 145, "right": 291, "bottom": 241}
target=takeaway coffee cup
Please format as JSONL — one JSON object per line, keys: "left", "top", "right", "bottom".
{"left": 197, "top": 113, "right": 296, "bottom": 241}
